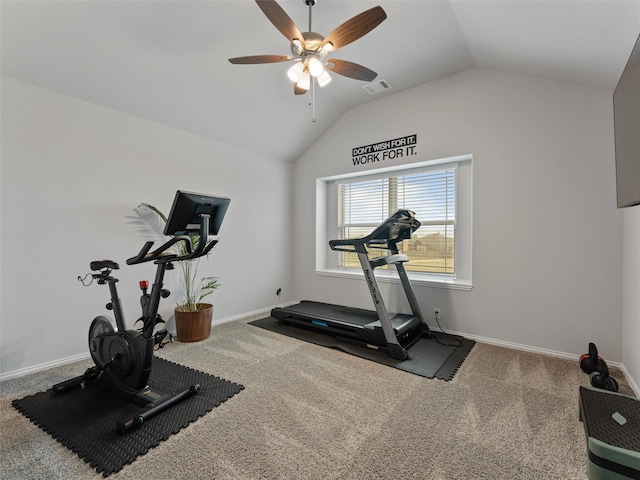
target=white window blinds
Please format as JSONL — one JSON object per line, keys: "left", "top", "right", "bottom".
{"left": 337, "top": 167, "right": 456, "bottom": 274}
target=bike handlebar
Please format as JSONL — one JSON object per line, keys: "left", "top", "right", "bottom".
{"left": 126, "top": 235, "right": 219, "bottom": 266}
{"left": 125, "top": 236, "right": 192, "bottom": 265}
{"left": 178, "top": 238, "right": 218, "bottom": 261}
{"left": 127, "top": 212, "right": 219, "bottom": 265}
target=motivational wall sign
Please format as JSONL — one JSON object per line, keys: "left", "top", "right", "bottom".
{"left": 351, "top": 134, "right": 417, "bottom": 166}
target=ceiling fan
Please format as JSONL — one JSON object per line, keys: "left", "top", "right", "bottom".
{"left": 228, "top": 0, "right": 387, "bottom": 97}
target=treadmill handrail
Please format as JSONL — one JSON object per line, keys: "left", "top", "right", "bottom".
{"left": 329, "top": 209, "right": 420, "bottom": 252}
{"left": 328, "top": 238, "right": 359, "bottom": 252}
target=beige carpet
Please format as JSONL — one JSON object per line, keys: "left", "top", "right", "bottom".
{"left": 1, "top": 316, "right": 633, "bottom": 479}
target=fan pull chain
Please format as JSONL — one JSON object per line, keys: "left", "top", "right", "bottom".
{"left": 310, "top": 78, "right": 316, "bottom": 122}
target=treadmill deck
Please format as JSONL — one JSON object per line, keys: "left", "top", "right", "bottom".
{"left": 271, "top": 300, "right": 423, "bottom": 348}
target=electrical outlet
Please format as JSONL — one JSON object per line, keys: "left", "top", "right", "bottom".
{"left": 433, "top": 308, "right": 441, "bottom": 320}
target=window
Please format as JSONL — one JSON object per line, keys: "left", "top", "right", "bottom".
{"left": 317, "top": 154, "right": 472, "bottom": 290}
{"left": 337, "top": 167, "right": 456, "bottom": 275}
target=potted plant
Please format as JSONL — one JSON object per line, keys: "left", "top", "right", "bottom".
{"left": 138, "top": 203, "right": 220, "bottom": 342}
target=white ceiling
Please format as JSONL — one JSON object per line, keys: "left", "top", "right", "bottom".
{"left": 2, "top": 0, "right": 639, "bottom": 162}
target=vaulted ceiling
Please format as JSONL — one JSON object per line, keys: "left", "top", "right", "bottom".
{"left": 2, "top": 1, "right": 639, "bottom": 162}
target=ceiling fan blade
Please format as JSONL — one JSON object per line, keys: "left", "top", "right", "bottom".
{"left": 256, "top": 0, "right": 304, "bottom": 43}
{"left": 294, "top": 84, "right": 307, "bottom": 95}
{"left": 321, "top": 6, "right": 387, "bottom": 51}
{"left": 327, "top": 59, "right": 378, "bottom": 82}
{"left": 228, "top": 54, "right": 293, "bottom": 64}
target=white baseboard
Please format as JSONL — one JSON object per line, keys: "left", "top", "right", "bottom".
{"left": 618, "top": 363, "right": 640, "bottom": 397}
{"left": 2, "top": 306, "right": 639, "bottom": 398}
{"left": 447, "top": 329, "right": 640, "bottom": 397}
{"left": 0, "top": 352, "right": 91, "bottom": 382}
{"left": 458, "top": 330, "right": 579, "bottom": 361}
{"left": 210, "top": 301, "right": 296, "bottom": 326}
{"left": 0, "top": 304, "right": 291, "bottom": 382}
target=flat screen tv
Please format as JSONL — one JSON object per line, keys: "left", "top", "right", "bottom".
{"left": 613, "top": 33, "right": 640, "bottom": 208}
{"left": 164, "top": 190, "right": 230, "bottom": 235}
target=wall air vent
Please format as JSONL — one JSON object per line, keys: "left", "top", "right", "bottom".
{"left": 363, "top": 79, "right": 392, "bottom": 95}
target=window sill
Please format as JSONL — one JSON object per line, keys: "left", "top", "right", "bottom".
{"left": 315, "top": 268, "right": 473, "bottom": 291}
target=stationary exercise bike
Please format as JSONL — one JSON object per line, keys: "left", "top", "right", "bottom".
{"left": 53, "top": 191, "right": 231, "bottom": 433}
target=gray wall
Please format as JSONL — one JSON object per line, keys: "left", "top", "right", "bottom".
{"left": 622, "top": 207, "right": 640, "bottom": 387}
{"left": 0, "top": 76, "right": 293, "bottom": 377}
{"left": 293, "top": 68, "right": 626, "bottom": 365}
{"left": 2, "top": 68, "right": 638, "bottom": 393}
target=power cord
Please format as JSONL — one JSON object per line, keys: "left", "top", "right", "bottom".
{"left": 77, "top": 273, "right": 95, "bottom": 286}
{"left": 432, "top": 310, "right": 463, "bottom": 347}
{"left": 153, "top": 329, "right": 173, "bottom": 350}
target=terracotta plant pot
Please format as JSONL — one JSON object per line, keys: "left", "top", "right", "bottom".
{"left": 174, "top": 303, "right": 213, "bottom": 342}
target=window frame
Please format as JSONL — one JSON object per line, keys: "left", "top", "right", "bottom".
{"left": 315, "top": 154, "right": 473, "bottom": 291}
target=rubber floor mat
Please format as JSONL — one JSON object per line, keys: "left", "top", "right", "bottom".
{"left": 12, "top": 357, "right": 244, "bottom": 477}
{"left": 250, "top": 316, "right": 474, "bottom": 380}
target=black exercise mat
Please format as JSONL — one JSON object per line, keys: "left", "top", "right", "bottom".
{"left": 12, "top": 357, "right": 244, "bottom": 477}
{"left": 250, "top": 316, "right": 474, "bottom": 380}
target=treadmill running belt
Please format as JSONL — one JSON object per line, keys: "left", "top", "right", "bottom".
{"left": 249, "top": 316, "right": 474, "bottom": 380}
{"left": 282, "top": 301, "right": 379, "bottom": 325}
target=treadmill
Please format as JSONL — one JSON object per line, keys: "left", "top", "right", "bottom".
{"left": 271, "top": 209, "right": 431, "bottom": 360}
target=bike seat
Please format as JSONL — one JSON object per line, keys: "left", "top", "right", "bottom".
{"left": 90, "top": 260, "right": 120, "bottom": 271}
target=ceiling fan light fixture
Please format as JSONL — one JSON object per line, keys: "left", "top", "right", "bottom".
{"left": 297, "top": 71, "right": 311, "bottom": 90}
{"left": 291, "top": 39, "right": 303, "bottom": 56}
{"left": 287, "top": 61, "right": 305, "bottom": 82}
{"left": 320, "top": 42, "right": 334, "bottom": 53}
{"left": 308, "top": 57, "right": 324, "bottom": 77}
{"left": 317, "top": 69, "right": 332, "bottom": 87}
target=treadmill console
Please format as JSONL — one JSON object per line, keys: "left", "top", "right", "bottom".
{"left": 330, "top": 209, "right": 420, "bottom": 252}
{"left": 365, "top": 209, "right": 420, "bottom": 244}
